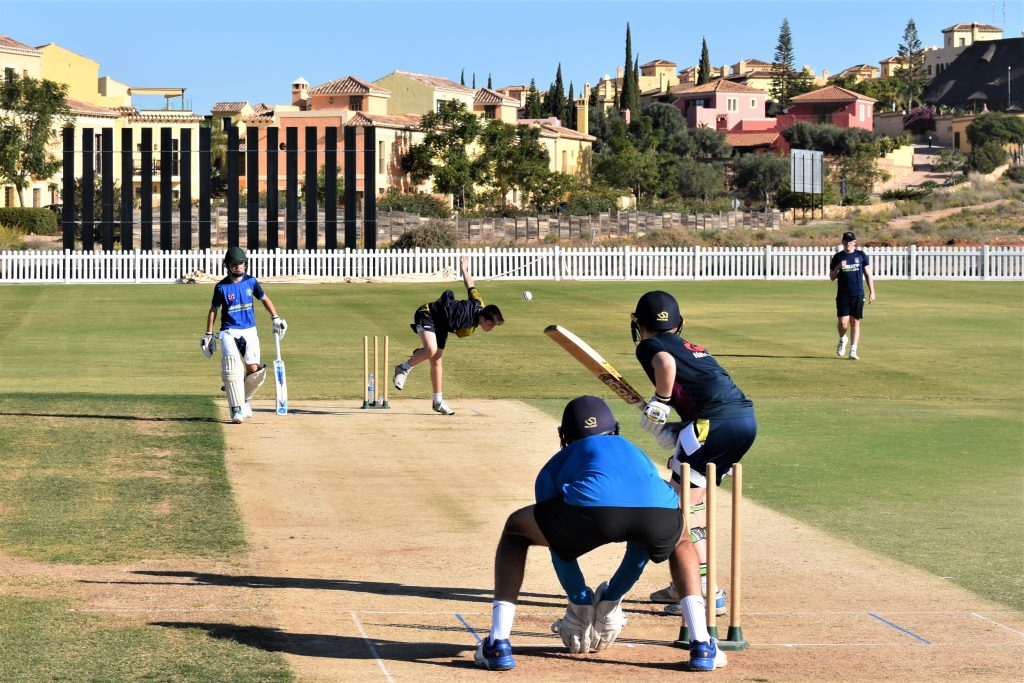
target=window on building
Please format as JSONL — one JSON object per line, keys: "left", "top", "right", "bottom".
{"left": 959, "top": 38, "right": 966, "bottom": 46}
{"left": 751, "top": 98, "right": 757, "bottom": 109}
{"left": 378, "top": 140, "right": 385, "bottom": 174}
{"left": 171, "top": 138, "right": 180, "bottom": 176}
{"left": 349, "top": 95, "right": 363, "bottom": 110}
{"left": 561, "top": 149, "right": 567, "bottom": 172}
{"left": 33, "top": 188, "right": 41, "bottom": 207}
{"left": 436, "top": 100, "right": 444, "bottom": 112}
{"left": 927, "top": 65, "right": 933, "bottom": 76}
{"left": 484, "top": 105, "right": 497, "bottom": 119}
{"left": 859, "top": 104, "right": 865, "bottom": 122}
{"left": 726, "top": 98, "right": 738, "bottom": 112}
{"left": 5, "top": 186, "right": 14, "bottom": 207}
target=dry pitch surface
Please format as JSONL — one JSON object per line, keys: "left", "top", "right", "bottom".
{"left": 4, "top": 399, "right": 1021, "bottom": 682}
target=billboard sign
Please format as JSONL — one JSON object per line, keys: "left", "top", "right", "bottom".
{"left": 790, "top": 149, "right": 824, "bottom": 194}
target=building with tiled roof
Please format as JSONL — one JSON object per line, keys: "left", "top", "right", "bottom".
{"left": 776, "top": 85, "right": 876, "bottom": 132}
{"left": 925, "top": 22, "right": 1004, "bottom": 80}
{"left": 0, "top": 35, "right": 42, "bottom": 81}
{"left": 474, "top": 88, "right": 520, "bottom": 123}
{"left": 212, "top": 101, "right": 249, "bottom": 112}
{"left": 307, "top": 76, "right": 390, "bottom": 115}
{"left": 374, "top": 70, "right": 476, "bottom": 116}
{"left": 724, "top": 130, "right": 782, "bottom": 153}
{"left": 674, "top": 79, "right": 775, "bottom": 133}
{"left": 516, "top": 117, "right": 596, "bottom": 177}
{"left": 834, "top": 64, "right": 880, "bottom": 82}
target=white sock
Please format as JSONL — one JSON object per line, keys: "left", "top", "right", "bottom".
{"left": 681, "top": 595, "right": 710, "bottom": 643}
{"left": 490, "top": 600, "right": 516, "bottom": 643}
{"left": 851, "top": 345, "right": 858, "bottom": 352}
{"left": 840, "top": 335, "right": 848, "bottom": 342}
{"left": 432, "top": 392, "right": 442, "bottom": 404}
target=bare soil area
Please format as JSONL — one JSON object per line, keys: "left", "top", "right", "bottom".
{"left": 1, "top": 398, "right": 1021, "bottom": 682}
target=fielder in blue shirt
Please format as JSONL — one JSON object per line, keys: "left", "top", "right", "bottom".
{"left": 830, "top": 231, "right": 876, "bottom": 361}
{"left": 474, "top": 395, "right": 726, "bottom": 673}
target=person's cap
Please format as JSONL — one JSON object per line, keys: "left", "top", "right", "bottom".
{"left": 842, "top": 231, "right": 857, "bottom": 243}
{"left": 559, "top": 396, "right": 618, "bottom": 442}
{"left": 633, "top": 290, "right": 683, "bottom": 331}
{"left": 224, "top": 246, "right": 248, "bottom": 264}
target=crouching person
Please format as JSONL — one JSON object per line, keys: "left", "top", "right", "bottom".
{"left": 475, "top": 395, "right": 726, "bottom": 672}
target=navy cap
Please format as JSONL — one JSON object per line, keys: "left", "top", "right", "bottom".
{"left": 560, "top": 396, "right": 618, "bottom": 442}
{"left": 633, "top": 290, "right": 683, "bottom": 331}
{"left": 842, "top": 231, "right": 857, "bottom": 243}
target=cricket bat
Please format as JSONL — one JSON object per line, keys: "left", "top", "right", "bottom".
{"left": 544, "top": 324, "right": 647, "bottom": 410}
{"left": 273, "top": 331, "right": 288, "bottom": 416}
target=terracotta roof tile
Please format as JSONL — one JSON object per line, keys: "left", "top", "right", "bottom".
{"left": 474, "top": 87, "right": 519, "bottom": 106}
{"left": 310, "top": 76, "right": 389, "bottom": 96}
{"left": 212, "top": 101, "right": 248, "bottom": 112}
{"left": 252, "top": 103, "right": 272, "bottom": 115}
{"left": 641, "top": 59, "right": 677, "bottom": 68}
{"left": 386, "top": 70, "right": 476, "bottom": 94}
{"left": 942, "top": 22, "right": 1001, "bottom": 32}
{"left": 791, "top": 84, "right": 876, "bottom": 103}
{"left": 519, "top": 118, "right": 595, "bottom": 142}
{"left": 65, "top": 97, "right": 120, "bottom": 117}
{"left": 347, "top": 111, "right": 421, "bottom": 129}
{"left": 725, "top": 131, "right": 780, "bottom": 147}
{"left": 677, "top": 79, "right": 765, "bottom": 95}
{"left": 0, "top": 35, "right": 42, "bottom": 54}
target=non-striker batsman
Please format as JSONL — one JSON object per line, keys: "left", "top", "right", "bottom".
{"left": 201, "top": 247, "right": 287, "bottom": 424}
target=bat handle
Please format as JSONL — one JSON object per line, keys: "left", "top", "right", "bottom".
{"left": 274, "top": 330, "right": 282, "bottom": 359}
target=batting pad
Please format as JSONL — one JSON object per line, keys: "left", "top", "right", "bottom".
{"left": 222, "top": 353, "right": 246, "bottom": 409}
{"left": 244, "top": 365, "right": 267, "bottom": 402}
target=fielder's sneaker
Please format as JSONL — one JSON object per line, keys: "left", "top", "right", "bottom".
{"left": 393, "top": 364, "right": 409, "bottom": 390}
{"left": 475, "top": 638, "right": 515, "bottom": 671}
{"left": 649, "top": 581, "right": 679, "bottom": 603}
{"left": 663, "top": 588, "right": 727, "bottom": 617}
{"left": 242, "top": 403, "right": 253, "bottom": 418}
{"left": 849, "top": 349, "right": 859, "bottom": 361}
{"left": 230, "top": 407, "right": 244, "bottom": 424}
{"left": 688, "top": 638, "right": 727, "bottom": 671}
{"left": 836, "top": 336, "right": 849, "bottom": 358}
{"left": 432, "top": 399, "right": 455, "bottom": 416}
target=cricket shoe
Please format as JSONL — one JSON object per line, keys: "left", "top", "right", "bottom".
{"left": 836, "top": 337, "right": 849, "bottom": 358}
{"left": 649, "top": 581, "right": 679, "bottom": 603}
{"left": 687, "top": 638, "right": 727, "bottom": 671}
{"left": 242, "top": 403, "right": 253, "bottom": 418}
{"left": 393, "top": 364, "right": 409, "bottom": 390}
{"left": 663, "top": 588, "right": 727, "bottom": 617}
{"left": 474, "top": 638, "right": 515, "bottom": 670}
{"left": 849, "top": 349, "right": 859, "bottom": 361}
{"left": 230, "top": 407, "right": 245, "bottom": 424}
{"left": 432, "top": 399, "right": 455, "bottom": 416}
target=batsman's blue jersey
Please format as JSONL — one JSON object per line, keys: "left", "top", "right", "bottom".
{"left": 211, "top": 274, "right": 265, "bottom": 330}
{"left": 535, "top": 435, "right": 679, "bottom": 509}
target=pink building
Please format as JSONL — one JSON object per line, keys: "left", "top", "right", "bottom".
{"left": 775, "top": 85, "right": 876, "bottom": 132}
{"left": 673, "top": 80, "right": 776, "bottom": 132}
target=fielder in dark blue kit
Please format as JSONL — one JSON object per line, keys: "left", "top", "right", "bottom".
{"left": 475, "top": 396, "right": 726, "bottom": 673}
{"left": 632, "top": 291, "right": 756, "bottom": 619}
{"left": 830, "top": 231, "right": 876, "bottom": 360}
{"left": 201, "top": 247, "right": 287, "bottom": 424}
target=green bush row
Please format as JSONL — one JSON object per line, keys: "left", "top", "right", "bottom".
{"left": 0, "top": 208, "right": 59, "bottom": 234}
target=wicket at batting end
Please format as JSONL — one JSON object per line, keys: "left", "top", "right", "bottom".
{"left": 362, "top": 335, "right": 390, "bottom": 409}
{"left": 675, "top": 461, "right": 748, "bottom": 651}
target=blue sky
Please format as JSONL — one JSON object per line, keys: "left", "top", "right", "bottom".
{"left": 2, "top": 0, "right": 1021, "bottom": 113}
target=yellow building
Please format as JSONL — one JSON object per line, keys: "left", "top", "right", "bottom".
{"left": 0, "top": 35, "right": 42, "bottom": 79}
{"left": 474, "top": 88, "right": 520, "bottom": 123}
{"left": 374, "top": 70, "right": 476, "bottom": 116}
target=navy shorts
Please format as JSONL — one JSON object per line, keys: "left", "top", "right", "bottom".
{"left": 675, "top": 415, "right": 757, "bottom": 486}
{"left": 411, "top": 306, "right": 449, "bottom": 349}
{"left": 836, "top": 295, "right": 865, "bottom": 320}
{"left": 533, "top": 497, "right": 683, "bottom": 563}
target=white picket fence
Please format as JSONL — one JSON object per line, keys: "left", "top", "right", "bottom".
{"left": 1, "top": 246, "right": 1022, "bottom": 283}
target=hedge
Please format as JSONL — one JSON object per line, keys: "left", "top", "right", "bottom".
{"left": 0, "top": 207, "right": 59, "bottom": 234}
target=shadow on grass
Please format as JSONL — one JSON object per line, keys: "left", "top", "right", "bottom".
{"left": 0, "top": 411, "right": 219, "bottom": 423}
{"left": 714, "top": 354, "right": 833, "bottom": 360}
{"left": 94, "top": 571, "right": 563, "bottom": 607}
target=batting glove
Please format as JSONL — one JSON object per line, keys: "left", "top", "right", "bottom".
{"left": 655, "top": 421, "right": 682, "bottom": 450}
{"left": 592, "top": 582, "right": 628, "bottom": 652}
{"left": 639, "top": 397, "right": 671, "bottom": 435}
{"left": 551, "top": 600, "right": 595, "bottom": 654}
{"left": 200, "top": 333, "right": 216, "bottom": 358}
{"left": 272, "top": 316, "right": 288, "bottom": 339}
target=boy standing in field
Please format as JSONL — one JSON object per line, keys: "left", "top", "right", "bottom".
{"left": 830, "top": 231, "right": 876, "bottom": 360}
{"left": 392, "top": 255, "right": 504, "bottom": 415}
{"left": 201, "top": 246, "right": 287, "bottom": 424}
{"left": 475, "top": 395, "right": 726, "bottom": 672}
{"left": 631, "top": 290, "right": 757, "bottom": 619}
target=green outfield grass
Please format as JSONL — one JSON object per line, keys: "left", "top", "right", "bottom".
{"left": 0, "top": 281, "right": 1021, "bottom": 637}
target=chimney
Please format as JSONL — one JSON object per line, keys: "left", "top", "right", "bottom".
{"left": 292, "top": 77, "right": 309, "bottom": 109}
{"left": 620, "top": 108, "right": 631, "bottom": 125}
{"left": 616, "top": 66, "right": 624, "bottom": 79}
{"left": 576, "top": 102, "right": 589, "bottom": 137}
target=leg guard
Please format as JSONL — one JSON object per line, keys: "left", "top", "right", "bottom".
{"left": 244, "top": 365, "right": 267, "bottom": 402}
{"left": 222, "top": 353, "right": 246, "bottom": 409}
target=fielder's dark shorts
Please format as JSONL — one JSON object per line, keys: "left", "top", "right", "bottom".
{"left": 836, "top": 295, "right": 865, "bottom": 320}
{"left": 411, "top": 305, "right": 449, "bottom": 349}
{"left": 675, "top": 415, "right": 757, "bottom": 487}
{"left": 533, "top": 496, "right": 683, "bottom": 563}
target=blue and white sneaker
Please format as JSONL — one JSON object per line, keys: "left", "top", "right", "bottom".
{"left": 688, "top": 638, "right": 727, "bottom": 671}
{"left": 230, "top": 407, "right": 244, "bottom": 424}
{"left": 475, "top": 638, "right": 515, "bottom": 671}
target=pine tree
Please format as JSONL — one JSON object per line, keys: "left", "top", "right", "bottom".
{"left": 525, "top": 78, "right": 543, "bottom": 118}
{"left": 698, "top": 38, "right": 711, "bottom": 85}
{"left": 896, "top": 19, "right": 927, "bottom": 111}
{"left": 770, "top": 18, "right": 796, "bottom": 107}
{"left": 622, "top": 23, "right": 634, "bottom": 114}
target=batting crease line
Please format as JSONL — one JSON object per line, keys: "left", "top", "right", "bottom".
{"left": 454, "top": 613, "right": 483, "bottom": 643}
{"left": 971, "top": 612, "right": 1024, "bottom": 637}
{"left": 867, "top": 612, "right": 931, "bottom": 644}
{"left": 350, "top": 610, "right": 395, "bottom": 683}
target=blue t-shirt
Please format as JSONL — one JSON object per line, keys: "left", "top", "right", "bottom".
{"left": 211, "top": 274, "right": 265, "bottom": 331}
{"left": 636, "top": 333, "right": 754, "bottom": 422}
{"left": 535, "top": 435, "right": 679, "bottom": 509}
{"left": 830, "top": 249, "right": 870, "bottom": 297}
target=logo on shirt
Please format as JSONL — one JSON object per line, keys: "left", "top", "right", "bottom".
{"left": 583, "top": 416, "right": 598, "bottom": 428}
{"left": 227, "top": 293, "right": 235, "bottom": 302}
{"left": 685, "top": 341, "right": 709, "bottom": 358}
{"left": 246, "top": 288, "right": 253, "bottom": 296}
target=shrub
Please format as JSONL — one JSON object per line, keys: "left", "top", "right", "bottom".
{"left": 0, "top": 207, "right": 58, "bottom": 234}
{"left": 377, "top": 189, "right": 450, "bottom": 218}
{"left": 0, "top": 224, "right": 27, "bottom": 250}
{"left": 390, "top": 220, "right": 459, "bottom": 250}
{"left": 1002, "top": 165, "right": 1024, "bottom": 184}
{"left": 881, "top": 187, "right": 932, "bottom": 201}
{"left": 969, "top": 141, "right": 1008, "bottom": 174}
{"left": 565, "top": 185, "right": 620, "bottom": 215}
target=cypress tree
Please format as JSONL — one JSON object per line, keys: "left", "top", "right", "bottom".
{"left": 488, "top": 73, "right": 493, "bottom": 89}
{"left": 551, "top": 63, "right": 566, "bottom": 122}
{"left": 622, "top": 23, "right": 633, "bottom": 114}
{"left": 566, "top": 82, "right": 575, "bottom": 128}
{"left": 698, "top": 38, "right": 711, "bottom": 85}
{"left": 460, "top": 69, "right": 465, "bottom": 86}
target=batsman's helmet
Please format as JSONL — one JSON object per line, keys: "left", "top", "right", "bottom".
{"left": 558, "top": 395, "right": 619, "bottom": 447}
{"left": 224, "top": 246, "right": 247, "bottom": 271}
{"left": 631, "top": 290, "right": 683, "bottom": 342}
